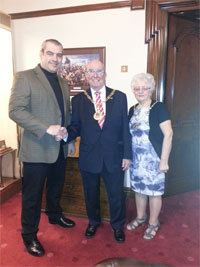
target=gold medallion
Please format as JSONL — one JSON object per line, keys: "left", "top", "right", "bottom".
{"left": 96, "top": 103, "right": 101, "bottom": 109}
{"left": 132, "top": 101, "right": 158, "bottom": 131}
{"left": 93, "top": 112, "right": 103, "bottom": 120}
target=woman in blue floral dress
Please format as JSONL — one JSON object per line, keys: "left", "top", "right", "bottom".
{"left": 127, "top": 73, "right": 173, "bottom": 240}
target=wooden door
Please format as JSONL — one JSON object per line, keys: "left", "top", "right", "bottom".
{"left": 164, "top": 14, "right": 200, "bottom": 196}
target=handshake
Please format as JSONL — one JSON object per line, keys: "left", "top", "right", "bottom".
{"left": 46, "top": 125, "right": 68, "bottom": 142}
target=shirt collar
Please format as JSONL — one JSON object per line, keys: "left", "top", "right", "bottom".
{"left": 39, "top": 64, "right": 57, "bottom": 79}
{"left": 91, "top": 86, "right": 106, "bottom": 94}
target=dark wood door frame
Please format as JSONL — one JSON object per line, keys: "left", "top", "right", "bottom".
{"left": 145, "top": 0, "right": 199, "bottom": 101}
{"left": 145, "top": 0, "right": 200, "bottom": 197}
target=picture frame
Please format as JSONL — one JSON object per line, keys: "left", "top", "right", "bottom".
{"left": 58, "top": 47, "right": 106, "bottom": 95}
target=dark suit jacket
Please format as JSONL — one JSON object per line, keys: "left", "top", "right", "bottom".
{"left": 67, "top": 87, "right": 132, "bottom": 173}
{"left": 9, "top": 65, "right": 71, "bottom": 163}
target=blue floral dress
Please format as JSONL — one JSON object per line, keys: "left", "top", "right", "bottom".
{"left": 129, "top": 107, "right": 165, "bottom": 196}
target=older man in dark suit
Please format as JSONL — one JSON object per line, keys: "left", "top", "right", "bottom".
{"left": 9, "top": 39, "right": 75, "bottom": 257}
{"left": 67, "top": 60, "right": 132, "bottom": 242}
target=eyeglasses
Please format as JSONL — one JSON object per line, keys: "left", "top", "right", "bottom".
{"left": 134, "top": 87, "right": 150, "bottom": 92}
{"left": 87, "top": 69, "right": 105, "bottom": 76}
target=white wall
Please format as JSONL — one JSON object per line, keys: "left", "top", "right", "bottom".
{"left": 1, "top": 1, "right": 147, "bottom": 185}
{"left": 0, "top": 26, "right": 20, "bottom": 178}
{"left": 1, "top": 0, "right": 125, "bottom": 13}
{"left": 11, "top": 8, "right": 147, "bottom": 108}
{"left": 0, "top": 28, "right": 16, "bottom": 147}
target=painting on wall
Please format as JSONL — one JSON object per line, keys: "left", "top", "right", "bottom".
{"left": 58, "top": 47, "right": 106, "bottom": 95}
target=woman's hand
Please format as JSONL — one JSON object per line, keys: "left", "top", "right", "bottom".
{"left": 159, "top": 159, "right": 169, "bottom": 173}
{"left": 122, "top": 159, "right": 131, "bottom": 171}
{"left": 159, "top": 120, "right": 173, "bottom": 174}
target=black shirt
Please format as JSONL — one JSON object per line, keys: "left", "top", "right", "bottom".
{"left": 39, "top": 64, "right": 65, "bottom": 126}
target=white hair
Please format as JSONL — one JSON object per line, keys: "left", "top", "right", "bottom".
{"left": 131, "top": 73, "right": 156, "bottom": 93}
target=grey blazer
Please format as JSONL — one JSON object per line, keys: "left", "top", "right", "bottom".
{"left": 9, "top": 65, "right": 71, "bottom": 163}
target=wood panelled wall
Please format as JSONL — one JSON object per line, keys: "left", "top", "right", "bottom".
{"left": 145, "top": 0, "right": 199, "bottom": 101}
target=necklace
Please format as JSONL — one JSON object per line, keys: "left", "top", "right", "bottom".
{"left": 84, "top": 89, "right": 115, "bottom": 120}
{"left": 133, "top": 101, "right": 158, "bottom": 130}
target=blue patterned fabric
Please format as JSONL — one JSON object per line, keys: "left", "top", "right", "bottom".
{"left": 129, "top": 107, "right": 165, "bottom": 196}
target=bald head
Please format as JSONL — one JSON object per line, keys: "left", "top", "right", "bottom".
{"left": 85, "top": 60, "right": 106, "bottom": 91}
{"left": 86, "top": 60, "right": 104, "bottom": 71}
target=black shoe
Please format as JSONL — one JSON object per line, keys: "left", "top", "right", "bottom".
{"left": 23, "top": 238, "right": 45, "bottom": 257}
{"left": 113, "top": 229, "right": 125, "bottom": 243}
{"left": 85, "top": 224, "right": 98, "bottom": 238}
{"left": 49, "top": 216, "right": 75, "bottom": 228}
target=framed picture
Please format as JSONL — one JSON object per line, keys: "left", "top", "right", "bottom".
{"left": 58, "top": 47, "right": 106, "bottom": 95}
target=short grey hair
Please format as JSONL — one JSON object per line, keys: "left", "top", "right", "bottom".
{"left": 131, "top": 73, "right": 156, "bottom": 93}
{"left": 41, "top": 39, "right": 63, "bottom": 52}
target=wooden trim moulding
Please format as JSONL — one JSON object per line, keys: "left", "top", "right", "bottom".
{"left": 156, "top": 0, "right": 198, "bottom": 11}
{"left": 131, "top": 0, "right": 145, "bottom": 10}
{"left": 145, "top": 0, "right": 199, "bottom": 102}
{"left": 9, "top": 0, "right": 144, "bottom": 20}
{"left": 0, "top": 12, "right": 11, "bottom": 29}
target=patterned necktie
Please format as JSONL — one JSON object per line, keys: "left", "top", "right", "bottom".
{"left": 95, "top": 91, "right": 105, "bottom": 129}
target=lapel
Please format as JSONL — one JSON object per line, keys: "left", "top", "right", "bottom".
{"left": 103, "top": 86, "right": 115, "bottom": 128}
{"left": 33, "top": 65, "right": 61, "bottom": 111}
{"left": 58, "top": 76, "right": 67, "bottom": 115}
{"left": 86, "top": 88, "right": 96, "bottom": 118}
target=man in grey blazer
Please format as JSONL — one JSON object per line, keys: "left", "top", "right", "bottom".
{"left": 9, "top": 39, "right": 75, "bottom": 257}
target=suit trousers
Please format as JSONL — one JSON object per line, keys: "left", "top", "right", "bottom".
{"left": 21, "top": 146, "right": 66, "bottom": 241}
{"left": 81, "top": 164, "right": 126, "bottom": 230}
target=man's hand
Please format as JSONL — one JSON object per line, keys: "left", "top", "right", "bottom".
{"left": 55, "top": 127, "right": 68, "bottom": 141}
{"left": 122, "top": 159, "right": 131, "bottom": 171}
{"left": 46, "top": 125, "right": 62, "bottom": 136}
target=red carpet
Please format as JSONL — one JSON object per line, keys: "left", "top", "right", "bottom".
{"left": 0, "top": 190, "right": 199, "bottom": 267}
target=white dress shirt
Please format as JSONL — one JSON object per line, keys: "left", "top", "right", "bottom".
{"left": 91, "top": 86, "right": 106, "bottom": 115}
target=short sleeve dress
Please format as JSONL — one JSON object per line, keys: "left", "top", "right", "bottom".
{"left": 129, "top": 105, "right": 165, "bottom": 196}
